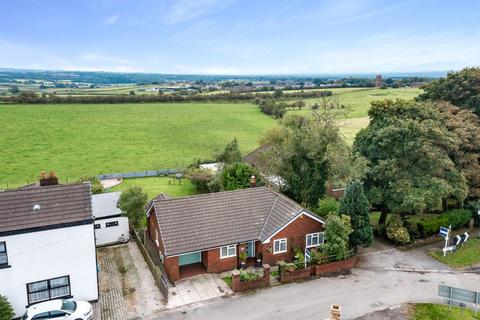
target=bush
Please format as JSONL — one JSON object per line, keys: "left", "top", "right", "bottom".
{"left": 78, "top": 175, "right": 104, "bottom": 194}
{"left": 187, "top": 168, "right": 214, "bottom": 192}
{"left": 309, "top": 248, "right": 330, "bottom": 265}
{"left": 323, "top": 215, "right": 352, "bottom": 260}
{"left": 386, "top": 215, "right": 411, "bottom": 245}
{"left": 416, "top": 209, "right": 472, "bottom": 238}
{"left": 277, "top": 260, "right": 296, "bottom": 273}
{"left": 219, "top": 162, "right": 263, "bottom": 191}
{"left": 294, "top": 249, "right": 305, "bottom": 269}
{"left": 315, "top": 197, "right": 339, "bottom": 218}
{"left": 0, "top": 295, "right": 14, "bottom": 320}
{"left": 466, "top": 200, "right": 480, "bottom": 227}
{"left": 239, "top": 269, "right": 262, "bottom": 282}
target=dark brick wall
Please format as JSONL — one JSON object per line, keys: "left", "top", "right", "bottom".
{"left": 204, "top": 247, "right": 238, "bottom": 273}
{"left": 260, "top": 214, "right": 324, "bottom": 266}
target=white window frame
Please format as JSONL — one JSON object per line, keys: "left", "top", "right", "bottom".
{"left": 306, "top": 232, "right": 324, "bottom": 248}
{"left": 273, "top": 238, "right": 287, "bottom": 254}
{"left": 220, "top": 244, "right": 237, "bottom": 259}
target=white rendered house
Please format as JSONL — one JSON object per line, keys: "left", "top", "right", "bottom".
{"left": 91, "top": 191, "right": 129, "bottom": 246}
{"left": 0, "top": 182, "right": 98, "bottom": 318}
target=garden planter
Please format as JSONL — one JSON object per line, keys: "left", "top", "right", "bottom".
{"left": 279, "top": 267, "right": 311, "bottom": 283}
{"left": 231, "top": 264, "right": 271, "bottom": 292}
{"left": 256, "top": 259, "right": 262, "bottom": 267}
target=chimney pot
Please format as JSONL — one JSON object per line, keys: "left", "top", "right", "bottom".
{"left": 250, "top": 175, "right": 257, "bottom": 188}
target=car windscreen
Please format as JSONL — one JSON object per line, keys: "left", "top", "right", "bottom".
{"left": 61, "top": 300, "right": 77, "bottom": 312}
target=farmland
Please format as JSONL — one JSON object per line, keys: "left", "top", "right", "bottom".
{"left": 0, "top": 87, "right": 420, "bottom": 188}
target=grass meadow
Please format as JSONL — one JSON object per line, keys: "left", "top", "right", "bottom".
{"left": 0, "top": 102, "right": 275, "bottom": 187}
{"left": 0, "top": 88, "right": 420, "bottom": 188}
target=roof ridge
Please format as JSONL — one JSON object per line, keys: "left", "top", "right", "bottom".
{"left": 152, "top": 186, "right": 268, "bottom": 203}
{"left": 0, "top": 182, "right": 90, "bottom": 195}
{"left": 259, "top": 195, "right": 278, "bottom": 240}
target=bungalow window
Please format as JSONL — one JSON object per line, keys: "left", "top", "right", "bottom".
{"left": 273, "top": 238, "right": 287, "bottom": 254}
{"left": 306, "top": 232, "right": 324, "bottom": 248}
{"left": 220, "top": 244, "right": 236, "bottom": 259}
{"left": 27, "top": 276, "right": 71, "bottom": 305}
{"left": 0, "top": 242, "right": 8, "bottom": 267}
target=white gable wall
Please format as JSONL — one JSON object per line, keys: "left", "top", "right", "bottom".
{"left": 0, "top": 224, "right": 98, "bottom": 317}
{"left": 94, "top": 216, "right": 129, "bottom": 246}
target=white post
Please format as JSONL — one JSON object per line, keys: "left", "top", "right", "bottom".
{"left": 443, "top": 225, "right": 451, "bottom": 257}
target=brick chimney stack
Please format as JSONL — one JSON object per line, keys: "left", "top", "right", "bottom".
{"left": 249, "top": 175, "right": 257, "bottom": 188}
{"left": 330, "top": 304, "right": 341, "bottom": 320}
{"left": 39, "top": 171, "right": 59, "bottom": 186}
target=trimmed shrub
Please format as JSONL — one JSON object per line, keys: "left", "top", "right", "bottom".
{"left": 386, "top": 215, "right": 411, "bottom": 245}
{"left": 315, "top": 197, "right": 339, "bottom": 218}
{"left": 239, "top": 270, "right": 262, "bottom": 282}
{"left": 416, "top": 209, "right": 472, "bottom": 238}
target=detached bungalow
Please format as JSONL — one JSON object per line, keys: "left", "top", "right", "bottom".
{"left": 146, "top": 187, "right": 325, "bottom": 282}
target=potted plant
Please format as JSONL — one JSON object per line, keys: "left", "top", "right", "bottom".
{"left": 239, "top": 251, "right": 247, "bottom": 269}
{"left": 256, "top": 252, "right": 263, "bottom": 267}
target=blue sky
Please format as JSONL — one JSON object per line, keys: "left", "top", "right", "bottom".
{"left": 1, "top": 0, "right": 479, "bottom": 75}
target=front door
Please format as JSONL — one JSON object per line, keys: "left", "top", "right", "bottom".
{"left": 246, "top": 241, "right": 255, "bottom": 258}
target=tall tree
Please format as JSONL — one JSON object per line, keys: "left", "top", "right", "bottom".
{"left": 338, "top": 180, "right": 373, "bottom": 247}
{"left": 435, "top": 102, "right": 480, "bottom": 199}
{"left": 418, "top": 67, "right": 480, "bottom": 116}
{"left": 117, "top": 186, "right": 148, "bottom": 229}
{"left": 219, "top": 162, "right": 262, "bottom": 191}
{"left": 214, "top": 137, "right": 243, "bottom": 164}
{"left": 354, "top": 99, "right": 468, "bottom": 225}
{"left": 260, "top": 95, "right": 362, "bottom": 208}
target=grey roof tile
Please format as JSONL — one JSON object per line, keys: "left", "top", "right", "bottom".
{"left": 0, "top": 183, "right": 93, "bottom": 234}
{"left": 152, "top": 187, "right": 318, "bottom": 256}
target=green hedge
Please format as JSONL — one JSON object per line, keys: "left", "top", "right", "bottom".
{"left": 416, "top": 209, "right": 472, "bottom": 238}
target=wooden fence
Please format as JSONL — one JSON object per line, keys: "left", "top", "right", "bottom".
{"left": 132, "top": 229, "right": 170, "bottom": 303}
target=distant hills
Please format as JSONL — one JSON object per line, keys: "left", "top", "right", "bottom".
{"left": 0, "top": 68, "right": 446, "bottom": 85}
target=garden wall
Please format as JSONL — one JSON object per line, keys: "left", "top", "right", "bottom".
{"left": 231, "top": 265, "right": 271, "bottom": 292}
{"left": 279, "top": 267, "right": 311, "bottom": 283}
{"left": 311, "top": 255, "right": 358, "bottom": 276}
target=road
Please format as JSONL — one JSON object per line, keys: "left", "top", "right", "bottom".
{"left": 152, "top": 239, "right": 479, "bottom": 320}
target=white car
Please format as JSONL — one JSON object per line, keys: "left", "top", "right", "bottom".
{"left": 22, "top": 299, "right": 93, "bottom": 320}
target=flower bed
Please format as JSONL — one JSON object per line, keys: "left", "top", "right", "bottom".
{"left": 231, "top": 265, "right": 270, "bottom": 292}
{"left": 279, "top": 267, "right": 311, "bottom": 283}
{"left": 311, "top": 254, "right": 358, "bottom": 276}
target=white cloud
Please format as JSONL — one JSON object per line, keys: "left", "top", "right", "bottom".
{"left": 163, "top": 0, "right": 235, "bottom": 25}
{"left": 104, "top": 13, "right": 119, "bottom": 25}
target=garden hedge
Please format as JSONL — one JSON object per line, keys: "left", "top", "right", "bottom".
{"left": 416, "top": 209, "right": 472, "bottom": 238}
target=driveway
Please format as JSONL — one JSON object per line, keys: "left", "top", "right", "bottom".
{"left": 168, "top": 274, "right": 233, "bottom": 308}
{"left": 97, "top": 242, "right": 165, "bottom": 320}
{"left": 152, "top": 238, "right": 479, "bottom": 320}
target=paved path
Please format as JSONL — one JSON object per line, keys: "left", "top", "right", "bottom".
{"left": 152, "top": 240, "right": 479, "bottom": 320}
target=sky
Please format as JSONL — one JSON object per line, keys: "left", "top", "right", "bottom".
{"left": 1, "top": 0, "right": 480, "bottom": 75}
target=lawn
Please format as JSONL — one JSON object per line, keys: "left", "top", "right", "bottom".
{"left": 0, "top": 102, "right": 275, "bottom": 187}
{"left": 286, "top": 87, "right": 421, "bottom": 118}
{"left": 428, "top": 237, "right": 480, "bottom": 268}
{"left": 0, "top": 88, "right": 421, "bottom": 188}
{"left": 109, "top": 176, "right": 197, "bottom": 200}
{"left": 410, "top": 303, "right": 480, "bottom": 320}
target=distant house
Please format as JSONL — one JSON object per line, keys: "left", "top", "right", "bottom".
{"left": 92, "top": 191, "right": 129, "bottom": 246}
{"left": 146, "top": 187, "right": 325, "bottom": 282}
{"left": 0, "top": 181, "right": 98, "bottom": 317}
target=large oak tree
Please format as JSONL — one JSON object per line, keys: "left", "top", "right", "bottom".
{"left": 354, "top": 99, "right": 468, "bottom": 225}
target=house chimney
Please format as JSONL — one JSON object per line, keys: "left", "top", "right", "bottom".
{"left": 39, "top": 171, "right": 59, "bottom": 186}
{"left": 250, "top": 175, "right": 257, "bottom": 188}
{"left": 330, "top": 304, "right": 341, "bottom": 320}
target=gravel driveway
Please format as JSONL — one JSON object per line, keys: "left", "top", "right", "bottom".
{"left": 98, "top": 242, "right": 165, "bottom": 320}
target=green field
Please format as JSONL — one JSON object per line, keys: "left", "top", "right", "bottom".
{"left": 0, "top": 102, "right": 275, "bottom": 187}
{"left": 0, "top": 88, "right": 420, "bottom": 188}
{"left": 109, "top": 176, "right": 197, "bottom": 199}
